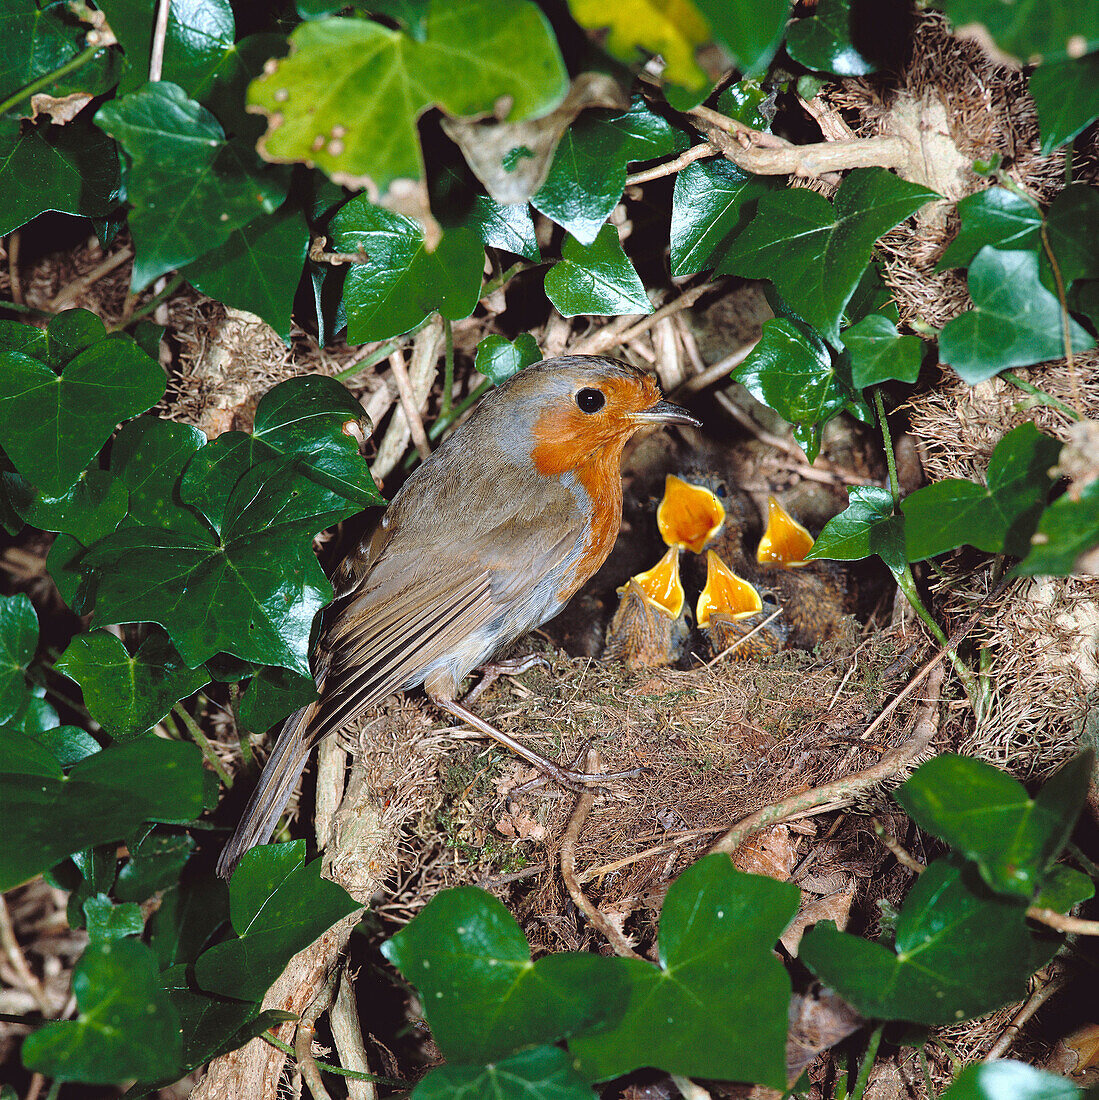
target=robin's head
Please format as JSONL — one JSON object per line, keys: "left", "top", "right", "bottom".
{"left": 489, "top": 355, "right": 698, "bottom": 476}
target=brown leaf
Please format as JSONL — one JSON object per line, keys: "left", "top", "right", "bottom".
{"left": 731, "top": 824, "right": 799, "bottom": 880}
{"left": 780, "top": 877, "right": 856, "bottom": 956}
{"left": 785, "top": 988, "right": 864, "bottom": 1083}
{"left": 31, "top": 92, "right": 93, "bottom": 125}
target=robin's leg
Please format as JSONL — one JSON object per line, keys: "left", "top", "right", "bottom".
{"left": 462, "top": 653, "right": 548, "bottom": 707}
{"left": 427, "top": 692, "right": 643, "bottom": 788}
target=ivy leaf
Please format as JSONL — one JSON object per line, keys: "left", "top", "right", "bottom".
{"left": 0, "top": 0, "right": 86, "bottom": 101}
{"left": 182, "top": 205, "right": 310, "bottom": 343}
{"left": 1033, "top": 865, "right": 1095, "bottom": 914}
{"left": 733, "top": 318, "right": 850, "bottom": 464}
{"left": 247, "top": 1, "right": 567, "bottom": 191}
{"left": 474, "top": 334, "right": 542, "bottom": 385}
{"left": 800, "top": 856, "right": 1059, "bottom": 1025}
{"left": 0, "top": 116, "right": 121, "bottom": 238}
{"left": 935, "top": 187, "right": 1042, "bottom": 271}
{"left": 544, "top": 225, "right": 651, "bottom": 317}
{"left": 694, "top": 0, "right": 789, "bottom": 76}
{"left": 670, "top": 158, "right": 778, "bottom": 277}
{"left": 532, "top": 96, "right": 690, "bottom": 245}
{"left": 464, "top": 197, "right": 540, "bottom": 260}
{"left": 1017, "top": 478, "right": 1099, "bottom": 575}
{"left": 114, "top": 829, "right": 197, "bottom": 901}
{"left": 0, "top": 732, "right": 205, "bottom": 892}
{"left": 83, "top": 894, "right": 145, "bottom": 943}
{"left": 385, "top": 886, "right": 628, "bottom": 1063}
{"left": 939, "top": 1061, "right": 1084, "bottom": 1100}
{"left": 330, "top": 196, "right": 484, "bottom": 343}
{"left": 95, "top": 82, "right": 289, "bottom": 290}
{"left": 0, "top": 593, "right": 37, "bottom": 724}
{"left": 414, "top": 1046, "right": 597, "bottom": 1100}
{"left": 901, "top": 423, "right": 1061, "bottom": 561}
{"left": 940, "top": 0, "right": 1099, "bottom": 63}
{"left": 149, "top": 873, "right": 230, "bottom": 970}
{"left": 3, "top": 468, "right": 128, "bottom": 545}
{"left": 55, "top": 629, "right": 210, "bottom": 742}
{"left": 193, "top": 840, "right": 359, "bottom": 1001}
{"left": 239, "top": 666, "right": 318, "bottom": 733}
{"left": 1042, "top": 183, "right": 1099, "bottom": 291}
{"left": 804, "top": 486, "right": 906, "bottom": 577}
{"left": 845, "top": 261, "right": 901, "bottom": 324}
{"left": 939, "top": 248, "right": 1095, "bottom": 383}
{"left": 0, "top": 315, "right": 165, "bottom": 496}
{"left": 569, "top": 855, "right": 797, "bottom": 1085}
{"left": 895, "top": 753, "right": 1092, "bottom": 898}
{"left": 721, "top": 168, "right": 937, "bottom": 344}
{"left": 1030, "top": 53, "right": 1099, "bottom": 154}
{"left": 21, "top": 938, "right": 182, "bottom": 1084}
{"left": 785, "top": 0, "right": 876, "bottom": 76}
{"left": 842, "top": 314, "right": 924, "bottom": 388}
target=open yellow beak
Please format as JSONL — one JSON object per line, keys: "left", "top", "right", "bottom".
{"left": 618, "top": 545, "right": 685, "bottom": 619}
{"left": 657, "top": 474, "right": 726, "bottom": 554}
{"left": 756, "top": 496, "right": 814, "bottom": 567}
{"left": 696, "top": 550, "right": 763, "bottom": 627}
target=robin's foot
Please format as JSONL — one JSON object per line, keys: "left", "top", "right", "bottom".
{"left": 463, "top": 653, "right": 549, "bottom": 706}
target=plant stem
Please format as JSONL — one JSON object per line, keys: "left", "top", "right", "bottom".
{"left": 0, "top": 44, "right": 102, "bottom": 116}
{"left": 262, "top": 1030, "right": 402, "bottom": 1085}
{"left": 333, "top": 327, "right": 421, "bottom": 382}
{"left": 429, "top": 379, "right": 490, "bottom": 440}
{"left": 0, "top": 299, "right": 52, "bottom": 317}
{"left": 172, "top": 701, "right": 233, "bottom": 787}
{"left": 1002, "top": 370, "right": 1082, "bottom": 420}
{"left": 849, "top": 1025, "right": 884, "bottom": 1100}
{"left": 441, "top": 316, "right": 454, "bottom": 417}
{"left": 874, "top": 388, "right": 901, "bottom": 509}
{"left": 43, "top": 1078, "right": 62, "bottom": 1100}
{"left": 918, "top": 1047, "right": 937, "bottom": 1099}
{"left": 114, "top": 274, "right": 185, "bottom": 330}
{"left": 479, "top": 261, "right": 537, "bottom": 299}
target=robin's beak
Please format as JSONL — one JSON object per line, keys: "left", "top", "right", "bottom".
{"left": 633, "top": 399, "right": 700, "bottom": 427}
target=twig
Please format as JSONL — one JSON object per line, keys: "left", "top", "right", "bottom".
{"left": 983, "top": 967, "right": 1066, "bottom": 1061}
{"left": 48, "top": 247, "right": 133, "bottom": 312}
{"left": 172, "top": 701, "right": 233, "bottom": 787}
{"left": 387, "top": 350, "right": 431, "bottom": 461}
{"left": 625, "top": 142, "right": 719, "bottom": 186}
{"left": 671, "top": 340, "right": 759, "bottom": 397}
{"left": 871, "top": 817, "right": 925, "bottom": 874}
{"left": 560, "top": 752, "right": 643, "bottom": 959}
{"left": 310, "top": 242, "right": 370, "bottom": 265}
{"left": 113, "top": 273, "right": 184, "bottom": 330}
{"left": 330, "top": 964, "right": 376, "bottom": 1100}
{"left": 577, "top": 284, "right": 714, "bottom": 356}
{"left": 294, "top": 967, "right": 339, "bottom": 1100}
{"left": 705, "top": 608, "right": 784, "bottom": 667}
{"left": 577, "top": 827, "right": 724, "bottom": 885}
{"left": 1039, "top": 223, "right": 1084, "bottom": 417}
{"left": 1026, "top": 909, "right": 1099, "bottom": 936}
{"left": 8, "top": 229, "right": 21, "bottom": 305}
{"left": 0, "top": 895, "right": 52, "bottom": 1016}
{"left": 333, "top": 321, "right": 429, "bottom": 383}
{"left": 149, "top": 0, "right": 171, "bottom": 82}
{"left": 262, "top": 1030, "right": 400, "bottom": 1086}
{"left": 671, "top": 1075, "right": 713, "bottom": 1100}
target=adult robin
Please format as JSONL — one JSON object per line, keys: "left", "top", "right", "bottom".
{"left": 217, "top": 354, "right": 698, "bottom": 877}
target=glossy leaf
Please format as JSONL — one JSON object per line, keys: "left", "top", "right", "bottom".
{"left": 800, "top": 856, "right": 1059, "bottom": 1025}
{"left": 239, "top": 665, "right": 317, "bottom": 733}
{"left": 1017, "top": 478, "right": 1099, "bottom": 575}
{"left": 1030, "top": 53, "right": 1099, "bottom": 153}
{"left": 902, "top": 423, "right": 1061, "bottom": 561}
{"left": 940, "top": 248, "right": 1095, "bottom": 383}
{"left": 0, "top": 732, "right": 205, "bottom": 892}
{"left": 21, "top": 938, "right": 182, "bottom": 1084}
{"left": 247, "top": 1, "right": 567, "bottom": 190}
{"left": 846, "top": 261, "right": 901, "bottom": 324}
{"left": 330, "top": 196, "right": 484, "bottom": 342}
{"left": 569, "top": 855, "right": 798, "bottom": 1085}
{"left": 193, "top": 841, "right": 359, "bottom": 1001}
{"left": 182, "top": 205, "right": 310, "bottom": 343}
{"left": 474, "top": 333, "right": 542, "bottom": 385}
{"left": 115, "top": 830, "right": 197, "bottom": 901}
{"left": 385, "top": 887, "right": 627, "bottom": 1063}
{"left": 694, "top": 0, "right": 789, "bottom": 76}
{"left": 0, "top": 0, "right": 87, "bottom": 100}
{"left": 83, "top": 894, "right": 145, "bottom": 942}
{"left": 532, "top": 96, "right": 690, "bottom": 245}
{"left": 936, "top": 187, "right": 1042, "bottom": 271}
{"left": 55, "top": 629, "right": 210, "bottom": 742}
{"left": 1034, "top": 863, "right": 1096, "bottom": 914}
{"left": 544, "top": 225, "right": 651, "bottom": 317}
{"left": 722, "top": 168, "right": 937, "bottom": 344}
{"left": 149, "top": 873, "right": 230, "bottom": 970}
{"left": 3, "top": 467, "right": 128, "bottom": 545}
{"left": 95, "top": 82, "right": 288, "bottom": 290}
{"left": 805, "top": 485, "right": 906, "bottom": 577}
{"left": 670, "top": 157, "right": 777, "bottom": 277}
{"left": 1042, "top": 183, "right": 1099, "bottom": 290}
{"left": 0, "top": 317, "right": 165, "bottom": 496}
{"left": 939, "top": 1060, "right": 1082, "bottom": 1099}
{"left": 843, "top": 313, "right": 923, "bottom": 388}
{"left": 0, "top": 593, "right": 37, "bottom": 724}
{"left": 896, "top": 753, "right": 1092, "bottom": 897}
{"left": 414, "top": 1046, "right": 596, "bottom": 1100}
{"left": 940, "top": 0, "right": 1099, "bottom": 63}
{"left": 786, "top": 0, "right": 875, "bottom": 76}
{"left": 28, "top": 725, "right": 99, "bottom": 768}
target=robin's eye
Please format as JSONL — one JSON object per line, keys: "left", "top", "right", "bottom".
{"left": 575, "top": 388, "right": 605, "bottom": 413}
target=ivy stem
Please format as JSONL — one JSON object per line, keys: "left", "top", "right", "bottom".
{"left": 43, "top": 1078, "right": 62, "bottom": 1100}
{"left": 429, "top": 379, "right": 490, "bottom": 441}
{"left": 1002, "top": 369, "right": 1082, "bottom": 420}
{"left": 113, "top": 274, "right": 185, "bottom": 331}
{"left": 441, "top": 316, "right": 454, "bottom": 417}
{"left": 0, "top": 44, "right": 102, "bottom": 117}
{"left": 332, "top": 319, "right": 430, "bottom": 383}
{"left": 262, "top": 1029, "right": 401, "bottom": 1085}
{"left": 172, "top": 701, "right": 233, "bottom": 787}
{"left": 918, "top": 1047, "right": 937, "bottom": 1099}
{"left": 849, "top": 1024, "right": 884, "bottom": 1100}
{"left": 479, "top": 260, "right": 538, "bottom": 299}
{"left": 873, "top": 389, "right": 982, "bottom": 711}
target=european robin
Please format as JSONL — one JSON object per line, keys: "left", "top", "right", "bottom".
{"left": 217, "top": 355, "right": 698, "bottom": 876}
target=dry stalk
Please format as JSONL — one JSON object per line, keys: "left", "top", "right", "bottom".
{"left": 625, "top": 143, "right": 719, "bottom": 186}
{"left": 294, "top": 966, "right": 340, "bottom": 1100}
{"left": 47, "top": 246, "right": 133, "bottom": 311}
{"left": 983, "top": 967, "right": 1066, "bottom": 1061}
{"left": 330, "top": 964, "right": 376, "bottom": 1100}
{"left": 871, "top": 817, "right": 926, "bottom": 875}
{"left": 0, "top": 894, "right": 52, "bottom": 1016}
{"left": 388, "top": 350, "right": 431, "bottom": 461}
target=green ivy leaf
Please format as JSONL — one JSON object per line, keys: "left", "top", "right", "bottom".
{"left": 845, "top": 261, "right": 901, "bottom": 324}
{"left": 935, "top": 187, "right": 1042, "bottom": 271}
{"left": 1017, "top": 478, "right": 1099, "bottom": 575}
{"left": 722, "top": 168, "right": 937, "bottom": 344}
{"left": 800, "top": 856, "right": 1059, "bottom": 1025}
{"left": 21, "top": 938, "right": 182, "bottom": 1084}
{"left": 940, "top": 248, "right": 1095, "bottom": 383}
{"left": 1033, "top": 864, "right": 1095, "bottom": 914}
{"left": 29, "top": 725, "right": 100, "bottom": 768}
{"left": 785, "top": 0, "right": 875, "bottom": 76}
{"left": 193, "top": 840, "right": 359, "bottom": 1001}
{"left": 940, "top": 0, "right": 1099, "bottom": 63}
{"left": 0, "top": 732, "right": 205, "bottom": 892}
{"left": 55, "top": 628, "right": 210, "bottom": 742}
{"left": 804, "top": 485, "right": 906, "bottom": 577}
{"left": 182, "top": 205, "right": 311, "bottom": 343}
{"left": 385, "top": 886, "right": 627, "bottom": 1063}
{"left": 715, "top": 78, "right": 772, "bottom": 130}
{"left": 569, "top": 855, "right": 798, "bottom": 1086}
{"left": 247, "top": 1, "right": 567, "bottom": 191}
{"left": 414, "top": 1046, "right": 597, "bottom": 1100}
{"left": 669, "top": 158, "right": 777, "bottom": 277}
{"left": 2, "top": 468, "right": 128, "bottom": 545}
{"left": 115, "top": 829, "right": 197, "bottom": 902}
{"left": 938, "top": 1060, "right": 1083, "bottom": 1099}
{"left": 1030, "top": 53, "right": 1099, "bottom": 154}
{"left": 532, "top": 96, "right": 690, "bottom": 245}
{"left": 696, "top": 0, "right": 791, "bottom": 76}
{"left": 0, "top": 593, "right": 36, "bottom": 725}
{"left": 95, "top": 82, "right": 289, "bottom": 290}
{"left": 474, "top": 333, "right": 542, "bottom": 385}
{"left": 0, "top": 313, "right": 165, "bottom": 496}
{"left": 149, "top": 874, "right": 230, "bottom": 970}
{"left": 330, "top": 196, "right": 484, "bottom": 342}
{"left": 842, "top": 314, "right": 923, "bottom": 388}
{"left": 239, "top": 665, "right": 318, "bottom": 733}
{"left": 544, "top": 225, "right": 651, "bottom": 317}
{"left": 83, "top": 894, "right": 145, "bottom": 942}
{"left": 896, "top": 753, "right": 1092, "bottom": 898}
{"left": 733, "top": 318, "right": 850, "bottom": 464}
{"left": 0, "top": 0, "right": 86, "bottom": 102}
{"left": 1042, "top": 183, "right": 1099, "bottom": 291}
{"left": 901, "top": 422, "right": 1061, "bottom": 561}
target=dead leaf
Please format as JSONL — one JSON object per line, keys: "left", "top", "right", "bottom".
{"left": 732, "top": 823, "right": 799, "bottom": 880}
{"left": 780, "top": 877, "right": 856, "bottom": 956}
{"left": 786, "top": 988, "right": 864, "bottom": 1083}
{"left": 31, "top": 92, "right": 93, "bottom": 125}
